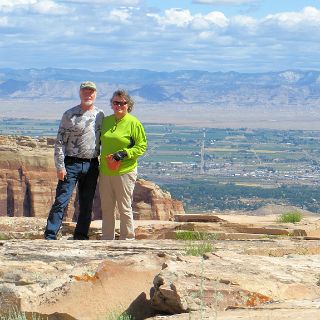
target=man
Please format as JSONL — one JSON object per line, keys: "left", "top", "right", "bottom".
{"left": 44, "top": 81, "right": 104, "bottom": 240}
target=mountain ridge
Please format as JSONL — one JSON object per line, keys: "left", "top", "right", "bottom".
{"left": 1, "top": 67, "right": 320, "bottom": 107}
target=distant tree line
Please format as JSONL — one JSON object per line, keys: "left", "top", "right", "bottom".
{"left": 161, "top": 180, "right": 320, "bottom": 213}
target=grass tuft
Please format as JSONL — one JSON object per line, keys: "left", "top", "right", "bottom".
{"left": 277, "top": 211, "right": 302, "bottom": 223}
{"left": 102, "top": 310, "right": 133, "bottom": 320}
{"left": 0, "top": 310, "right": 43, "bottom": 320}
{"left": 176, "top": 230, "right": 216, "bottom": 241}
{"left": 185, "top": 242, "right": 213, "bottom": 256}
{"left": 0, "top": 233, "right": 9, "bottom": 240}
{"left": 176, "top": 231, "right": 216, "bottom": 256}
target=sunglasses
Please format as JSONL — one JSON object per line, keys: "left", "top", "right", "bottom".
{"left": 112, "top": 101, "right": 127, "bottom": 106}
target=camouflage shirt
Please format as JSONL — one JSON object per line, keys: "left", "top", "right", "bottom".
{"left": 54, "top": 105, "right": 105, "bottom": 170}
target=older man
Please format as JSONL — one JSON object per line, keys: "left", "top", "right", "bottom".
{"left": 44, "top": 81, "right": 104, "bottom": 240}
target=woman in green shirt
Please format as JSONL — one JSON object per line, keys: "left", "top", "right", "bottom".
{"left": 99, "top": 89, "right": 147, "bottom": 240}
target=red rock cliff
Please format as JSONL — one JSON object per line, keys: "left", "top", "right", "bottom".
{"left": 0, "top": 135, "right": 184, "bottom": 220}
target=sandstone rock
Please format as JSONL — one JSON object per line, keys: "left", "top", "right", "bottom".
{"left": 0, "top": 232, "right": 320, "bottom": 320}
{"left": 0, "top": 135, "right": 184, "bottom": 221}
{"left": 133, "top": 179, "right": 185, "bottom": 220}
{"left": 0, "top": 215, "right": 320, "bottom": 319}
{"left": 174, "top": 214, "right": 225, "bottom": 223}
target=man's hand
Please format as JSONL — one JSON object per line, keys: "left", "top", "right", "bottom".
{"left": 57, "top": 169, "right": 67, "bottom": 181}
{"left": 112, "top": 151, "right": 127, "bottom": 161}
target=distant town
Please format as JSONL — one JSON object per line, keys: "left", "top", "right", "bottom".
{"left": 1, "top": 118, "right": 320, "bottom": 213}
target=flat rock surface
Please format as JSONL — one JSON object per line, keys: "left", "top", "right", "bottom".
{"left": 0, "top": 215, "right": 320, "bottom": 319}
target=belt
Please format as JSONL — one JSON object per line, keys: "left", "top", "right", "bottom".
{"left": 65, "top": 156, "right": 98, "bottom": 163}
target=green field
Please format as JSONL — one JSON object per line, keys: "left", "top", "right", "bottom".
{"left": 1, "top": 119, "right": 320, "bottom": 213}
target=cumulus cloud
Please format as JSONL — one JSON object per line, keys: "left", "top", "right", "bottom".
{"left": 0, "top": 0, "right": 71, "bottom": 14}
{"left": 193, "top": 0, "right": 257, "bottom": 5}
{"left": 205, "top": 11, "right": 229, "bottom": 27}
{"left": 0, "top": 0, "right": 36, "bottom": 12}
{"left": 149, "top": 9, "right": 229, "bottom": 29}
{"left": 0, "top": 16, "right": 9, "bottom": 26}
{"left": 32, "top": 1, "right": 71, "bottom": 14}
{"left": 60, "top": 0, "right": 139, "bottom": 4}
{"left": 0, "top": 2, "right": 320, "bottom": 72}
{"left": 231, "top": 15, "right": 256, "bottom": 27}
{"left": 108, "top": 8, "right": 132, "bottom": 23}
{"left": 148, "top": 8, "right": 193, "bottom": 27}
{"left": 264, "top": 6, "right": 320, "bottom": 28}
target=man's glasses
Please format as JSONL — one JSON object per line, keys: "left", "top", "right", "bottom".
{"left": 112, "top": 101, "right": 127, "bottom": 106}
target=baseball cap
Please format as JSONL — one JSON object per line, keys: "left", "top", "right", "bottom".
{"left": 80, "top": 81, "right": 96, "bottom": 91}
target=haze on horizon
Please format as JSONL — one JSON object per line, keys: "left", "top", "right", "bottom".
{"left": 1, "top": 0, "right": 320, "bottom": 73}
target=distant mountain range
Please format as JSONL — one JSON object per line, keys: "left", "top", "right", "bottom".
{"left": 1, "top": 67, "right": 320, "bottom": 108}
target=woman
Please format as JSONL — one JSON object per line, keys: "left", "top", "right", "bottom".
{"left": 99, "top": 89, "right": 147, "bottom": 240}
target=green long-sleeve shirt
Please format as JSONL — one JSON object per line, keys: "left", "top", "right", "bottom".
{"left": 100, "top": 113, "right": 147, "bottom": 176}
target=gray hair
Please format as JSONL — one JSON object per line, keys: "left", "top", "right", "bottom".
{"left": 110, "top": 89, "right": 134, "bottom": 113}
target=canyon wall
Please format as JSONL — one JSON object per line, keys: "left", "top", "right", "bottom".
{"left": 0, "top": 135, "right": 184, "bottom": 221}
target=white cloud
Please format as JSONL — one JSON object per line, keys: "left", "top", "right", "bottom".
{"left": 205, "top": 11, "right": 228, "bottom": 28}
{"left": 0, "top": 0, "right": 71, "bottom": 15}
{"left": 108, "top": 8, "right": 131, "bottom": 23}
{"left": 60, "top": 0, "right": 139, "bottom": 4}
{"left": 0, "top": 16, "right": 9, "bottom": 26}
{"left": 149, "top": 8, "right": 193, "bottom": 27}
{"left": 191, "top": 11, "right": 229, "bottom": 30}
{"left": 0, "top": 0, "right": 36, "bottom": 12}
{"left": 232, "top": 15, "right": 256, "bottom": 28}
{"left": 1, "top": 3, "right": 320, "bottom": 72}
{"left": 193, "top": 0, "right": 257, "bottom": 5}
{"left": 264, "top": 6, "right": 320, "bottom": 28}
{"left": 198, "top": 31, "right": 212, "bottom": 39}
{"left": 33, "top": 1, "right": 71, "bottom": 15}
{"left": 149, "top": 9, "right": 229, "bottom": 30}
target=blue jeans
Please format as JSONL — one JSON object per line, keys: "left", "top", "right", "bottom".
{"left": 44, "top": 157, "right": 99, "bottom": 240}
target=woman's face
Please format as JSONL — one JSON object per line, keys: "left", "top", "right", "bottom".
{"left": 111, "top": 95, "right": 128, "bottom": 119}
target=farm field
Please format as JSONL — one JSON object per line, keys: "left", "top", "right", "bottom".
{"left": 1, "top": 118, "right": 320, "bottom": 213}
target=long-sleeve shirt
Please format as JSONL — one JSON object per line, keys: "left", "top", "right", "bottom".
{"left": 100, "top": 113, "right": 147, "bottom": 176}
{"left": 54, "top": 105, "right": 105, "bottom": 170}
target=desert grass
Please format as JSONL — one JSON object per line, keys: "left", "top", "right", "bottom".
{"left": 176, "top": 230, "right": 216, "bottom": 256}
{"left": 0, "top": 310, "right": 43, "bottom": 320}
{"left": 0, "top": 233, "right": 9, "bottom": 240}
{"left": 277, "top": 211, "right": 302, "bottom": 223}
{"left": 101, "top": 308, "right": 133, "bottom": 320}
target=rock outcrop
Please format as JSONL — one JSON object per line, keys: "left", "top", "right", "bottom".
{"left": 0, "top": 214, "right": 320, "bottom": 319}
{"left": 0, "top": 135, "right": 184, "bottom": 220}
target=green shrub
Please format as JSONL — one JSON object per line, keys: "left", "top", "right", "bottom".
{"left": 0, "top": 310, "right": 43, "bottom": 320}
{"left": 175, "top": 230, "right": 216, "bottom": 241}
{"left": 277, "top": 211, "right": 302, "bottom": 223}
{"left": 176, "top": 231, "right": 216, "bottom": 256}
{"left": 0, "top": 233, "right": 9, "bottom": 240}
{"left": 103, "top": 310, "right": 133, "bottom": 320}
{"left": 185, "top": 242, "right": 213, "bottom": 256}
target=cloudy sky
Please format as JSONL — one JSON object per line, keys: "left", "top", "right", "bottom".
{"left": 1, "top": 0, "right": 320, "bottom": 73}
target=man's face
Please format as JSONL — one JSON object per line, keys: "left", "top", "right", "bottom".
{"left": 80, "top": 88, "right": 96, "bottom": 107}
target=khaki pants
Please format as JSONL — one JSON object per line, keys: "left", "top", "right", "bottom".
{"left": 99, "top": 168, "right": 137, "bottom": 240}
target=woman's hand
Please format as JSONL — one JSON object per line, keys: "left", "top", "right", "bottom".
{"left": 112, "top": 151, "right": 127, "bottom": 161}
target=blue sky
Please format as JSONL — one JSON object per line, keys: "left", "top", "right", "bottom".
{"left": 1, "top": 0, "right": 320, "bottom": 72}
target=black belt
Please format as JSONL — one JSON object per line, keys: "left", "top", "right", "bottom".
{"left": 65, "top": 156, "right": 98, "bottom": 163}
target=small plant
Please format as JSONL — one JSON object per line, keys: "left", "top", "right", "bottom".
{"left": 185, "top": 242, "right": 213, "bottom": 256}
{"left": 0, "top": 310, "right": 44, "bottom": 320}
{"left": 277, "top": 211, "right": 302, "bottom": 223}
{"left": 0, "top": 233, "right": 9, "bottom": 240}
{"left": 176, "top": 230, "right": 216, "bottom": 241}
{"left": 176, "top": 231, "right": 216, "bottom": 256}
{"left": 102, "top": 310, "right": 133, "bottom": 320}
